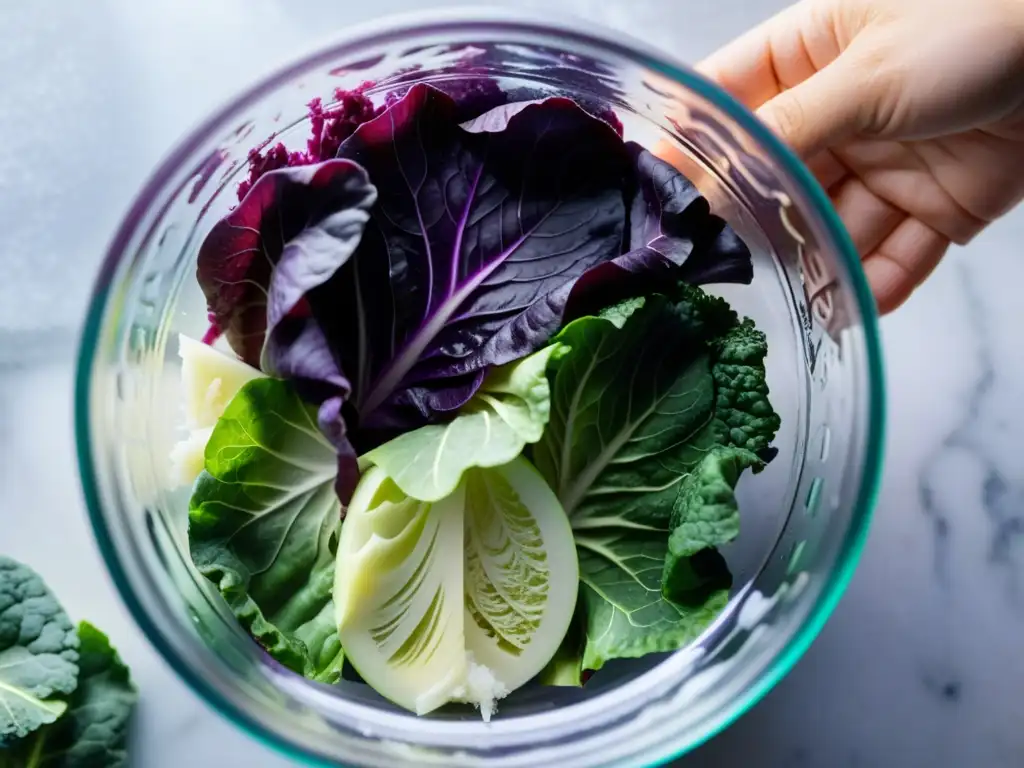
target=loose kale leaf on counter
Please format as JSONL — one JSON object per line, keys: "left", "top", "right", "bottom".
{"left": 188, "top": 378, "right": 345, "bottom": 683}
{"left": 5, "top": 622, "right": 138, "bottom": 768}
{"left": 0, "top": 557, "right": 80, "bottom": 745}
{"left": 0, "top": 558, "right": 137, "bottom": 764}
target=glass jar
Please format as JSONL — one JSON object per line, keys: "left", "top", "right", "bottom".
{"left": 75, "top": 9, "right": 884, "bottom": 767}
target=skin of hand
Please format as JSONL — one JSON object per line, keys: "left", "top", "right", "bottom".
{"left": 697, "top": 0, "right": 1024, "bottom": 313}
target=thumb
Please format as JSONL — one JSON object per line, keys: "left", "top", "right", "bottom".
{"left": 756, "top": 53, "right": 875, "bottom": 158}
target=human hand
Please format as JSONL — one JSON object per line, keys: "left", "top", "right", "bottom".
{"left": 699, "top": 0, "right": 1024, "bottom": 312}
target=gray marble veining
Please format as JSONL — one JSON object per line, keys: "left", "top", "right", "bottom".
{"left": 1, "top": 1, "right": 1022, "bottom": 766}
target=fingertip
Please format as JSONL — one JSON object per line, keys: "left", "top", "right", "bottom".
{"left": 808, "top": 150, "right": 847, "bottom": 191}
{"left": 830, "top": 178, "right": 903, "bottom": 257}
{"left": 692, "top": 57, "right": 719, "bottom": 81}
{"left": 862, "top": 255, "right": 914, "bottom": 315}
{"left": 757, "top": 89, "right": 842, "bottom": 159}
{"left": 862, "top": 219, "right": 950, "bottom": 315}
{"left": 755, "top": 49, "right": 874, "bottom": 159}
{"left": 691, "top": 10, "right": 790, "bottom": 109}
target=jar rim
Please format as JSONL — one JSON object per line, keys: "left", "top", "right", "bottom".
{"left": 75, "top": 8, "right": 885, "bottom": 766}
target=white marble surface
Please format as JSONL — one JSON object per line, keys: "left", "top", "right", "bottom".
{"left": 2, "top": 1, "right": 1022, "bottom": 766}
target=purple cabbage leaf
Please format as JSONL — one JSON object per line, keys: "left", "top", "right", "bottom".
{"left": 299, "top": 83, "right": 632, "bottom": 438}
{"left": 562, "top": 146, "right": 753, "bottom": 321}
{"left": 197, "top": 159, "right": 377, "bottom": 368}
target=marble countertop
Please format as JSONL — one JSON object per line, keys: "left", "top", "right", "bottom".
{"left": 2, "top": 1, "right": 1022, "bottom": 766}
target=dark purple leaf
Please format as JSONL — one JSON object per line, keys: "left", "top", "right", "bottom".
{"left": 410, "top": 76, "right": 510, "bottom": 122}
{"left": 197, "top": 159, "right": 377, "bottom": 367}
{"left": 563, "top": 146, "right": 754, "bottom": 320}
{"left": 624, "top": 145, "right": 753, "bottom": 286}
{"left": 289, "top": 83, "right": 632, "bottom": 435}
{"left": 679, "top": 214, "right": 755, "bottom": 285}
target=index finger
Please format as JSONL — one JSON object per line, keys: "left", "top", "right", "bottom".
{"left": 695, "top": 1, "right": 825, "bottom": 111}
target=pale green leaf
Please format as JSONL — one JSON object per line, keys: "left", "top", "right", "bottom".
{"left": 596, "top": 295, "right": 646, "bottom": 328}
{"left": 366, "top": 343, "right": 567, "bottom": 502}
{"left": 462, "top": 460, "right": 578, "bottom": 693}
{"left": 536, "top": 613, "right": 583, "bottom": 687}
{"left": 335, "top": 466, "right": 468, "bottom": 716}
{"left": 464, "top": 470, "right": 548, "bottom": 655}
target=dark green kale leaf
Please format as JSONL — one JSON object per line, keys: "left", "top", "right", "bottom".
{"left": 535, "top": 286, "right": 779, "bottom": 672}
{"left": 0, "top": 558, "right": 79, "bottom": 745}
{"left": 5, "top": 622, "right": 137, "bottom": 767}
